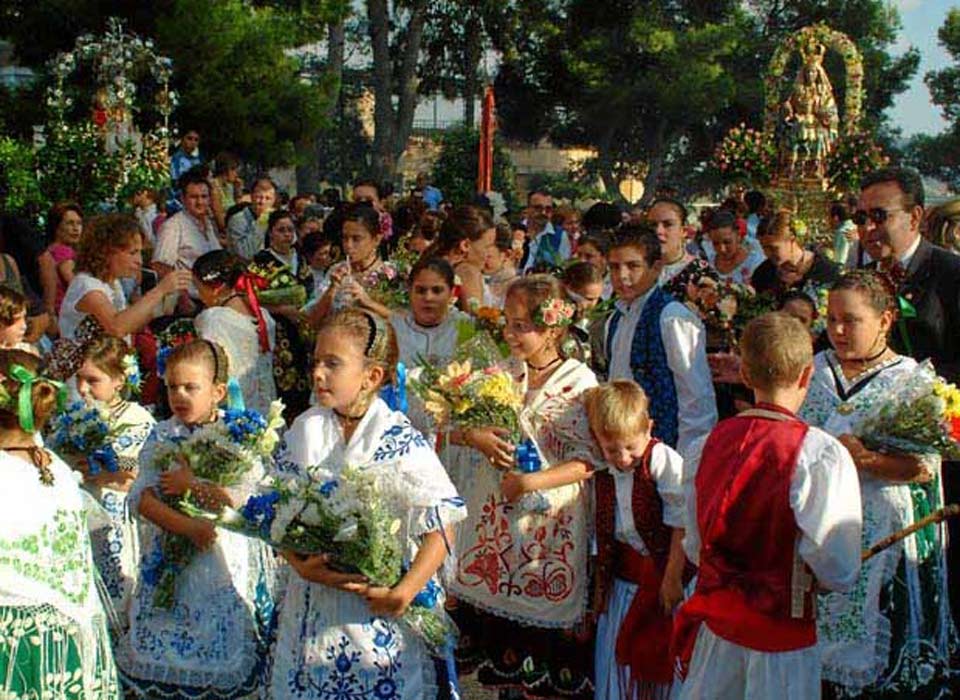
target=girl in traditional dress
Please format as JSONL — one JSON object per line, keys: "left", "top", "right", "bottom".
{"left": 450, "top": 274, "right": 599, "bottom": 700}
{"left": 267, "top": 308, "right": 466, "bottom": 700}
{"left": 310, "top": 202, "right": 398, "bottom": 321}
{"left": 391, "top": 257, "right": 469, "bottom": 369}
{"left": 117, "top": 340, "right": 275, "bottom": 699}
{"left": 74, "top": 336, "right": 155, "bottom": 628}
{"left": 252, "top": 210, "right": 313, "bottom": 420}
{"left": 704, "top": 208, "right": 765, "bottom": 286}
{"left": 0, "top": 349, "right": 122, "bottom": 699}
{"left": 799, "top": 270, "right": 955, "bottom": 698}
{"left": 194, "top": 250, "right": 278, "bottom": 416}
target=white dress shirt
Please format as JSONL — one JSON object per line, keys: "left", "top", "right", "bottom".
{"left": 606, "top": 289, "right": 718, "bottom": 456}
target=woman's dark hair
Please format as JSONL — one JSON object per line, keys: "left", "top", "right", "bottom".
{"left": 193, "top": 250, "right": 247, "bottom": 289}
{"left": 650, "top": 197, "right": 688, "bottom": 224}
{"left": 76, "top": 214, "right": 141, "bottom": 280}
{"left": 432, "top": 205, "right": 494, "bottom": 257}
{"left": 780, "top": 290, "right": 816, "bottom": 315}
{"left": 408, "top": 256, "right": 455, "bottom": 288}
{"left": 708, "top": 208, "right": 737, "bottom": 232}
{"left": 267, "top": 208, "right": 294, "bottom": 231}
{"left": 46, "top": 201, "right": 82, "bottom": 241}
{"left": 830, "top": 201, "right": 850, "bottom": 222}
{"left": 342, "top": 202, "right": 381, "bottom": 238}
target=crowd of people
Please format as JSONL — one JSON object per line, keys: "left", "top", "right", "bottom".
{"left": 0, "top": 126, "right": 958, "bottom": 700}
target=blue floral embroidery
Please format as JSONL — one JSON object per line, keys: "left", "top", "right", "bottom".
{"left": 373, "top": 422, "right": 429, "bottom": 462}
{"left": 288, "top": 624, "right": 405, "bottom": 699}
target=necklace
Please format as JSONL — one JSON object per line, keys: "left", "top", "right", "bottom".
{"left": 663, "top": 250, "right": 687, "bottom": 267}
{"left": 334, "top": 407, "right": 367, "bottom": 422}
{"left": 842, "top": 345, "right": 890, "bottom": 368}
{"left": 219, "top": 292, "right": 243, "bottom": 306}
{"left": 527, "top": 356, "right": 562, "bottom": 372}
{"left": 4, "top": 446, "right": 54, "bottom": 486}
{"left": 352, "top": 256, "right": 379, "bottom": 275}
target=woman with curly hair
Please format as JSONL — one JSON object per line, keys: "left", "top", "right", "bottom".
{"left": 59, "top": 213, "right": 191, "bottom": 341}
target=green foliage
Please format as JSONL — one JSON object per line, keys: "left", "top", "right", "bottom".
{"left": 431, "top": 125, "right": 518, "bottom": 211}
{"left": 37, "top": 123, "right": 122, "bottom": 213}
{"left": 0, "top": 138, "right": 46, "bottom": 217}
{"left": 155, "top": 0, "right": 334, "bottom": 167}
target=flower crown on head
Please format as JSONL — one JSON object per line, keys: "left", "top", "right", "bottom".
{"left": 533, "top": 298, "right": 576, "bottom": 328}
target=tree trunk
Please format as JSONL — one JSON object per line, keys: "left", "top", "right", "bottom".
{"left": 463, "top": 15, "right": 482, "bottom": 128}
{"left": 391, "top": 0, "right": 429, "bottom": 173}
{"left": 640, "top": 121, "right": 668, "bottom": 204}
{"left": 367, "top": 0, "right": 396, "bottom": 182}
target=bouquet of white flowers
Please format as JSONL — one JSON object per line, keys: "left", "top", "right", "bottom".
{"left": 181, "top": 466, "right": 454, "bottom": 653}
{"left": 144, "top": 400, "right": 285, "bottom": 608}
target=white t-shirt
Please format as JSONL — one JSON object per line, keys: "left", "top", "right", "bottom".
{"left": 59, "top": 272, "right": 128, "bottom": 341}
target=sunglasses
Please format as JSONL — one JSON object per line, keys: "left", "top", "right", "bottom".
{"left": 852, "top": 207, "right": 903, "bottom": 226}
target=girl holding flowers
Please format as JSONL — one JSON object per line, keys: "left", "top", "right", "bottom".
{"left": 194, "top": 249, "right": 278, "bottom": 417}
{"left": 0, "top": 349, "right": 122, "bottom": 699}
{"left": 74, "top": 336, "right": 155, "bottom": 628}
{"left": 450, "top": 274, "right": 600, "bottom": 700}
{"left": 117, "top": 340, "right": 275, "bottom": 699}
{"left": 799, "top": 270, "right": 955, "bottom": 698}
{"left": 267, "top": 308, "right": 466, "bottom": 700}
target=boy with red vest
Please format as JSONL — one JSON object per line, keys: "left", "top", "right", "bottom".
{"left": 585, "top": 380, "right": 690, "bottom": 700}
{"left": 675, "top": 312, "right": 862, "bottom": 699}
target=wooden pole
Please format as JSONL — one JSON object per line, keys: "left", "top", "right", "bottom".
{"left": 861, "top": 504, "right": 960, "bottom": 562}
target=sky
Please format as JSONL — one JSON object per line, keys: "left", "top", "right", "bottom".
{"left": 890, "top": 0, "right": 954, "bottom": 136}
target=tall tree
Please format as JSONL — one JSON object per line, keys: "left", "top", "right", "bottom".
{"left": 905, "top": 7, "right": 960, "bottom": 190}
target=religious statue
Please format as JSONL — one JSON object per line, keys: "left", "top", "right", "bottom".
{"left": 780, "top": 38, "right": 839, "bottom": 181}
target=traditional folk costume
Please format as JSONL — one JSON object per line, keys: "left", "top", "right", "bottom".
{"left": 593, "top": 285, "right": 716, "bottom": 456}
{"left": 195, "top": 305, "right": 278, "bottom": 416}
{"left": 675, "top": 405, "right": 863, "bottom": 700}
{"left": 800, "top": 352, "right": 956, "bottom": 698}
{"left": 450, "top": 358, "right": 599, "bottom": 699}
{"left": 266, "top": 398, "right": 466, "bottom": 700}
{"left": 252, "top": 248, "right": 314, "bottom": 420}
{"left": 116, "top": 415, "right": 277, "bottom": 699}
{"left": 390, "top": 308, "right": 479, "bottom": 495}
{"left": 593, "top": 439, "right": 687, "bottom": 700}
{"left": 0, "top": 448, "right": 122, "bottom": 699}
{"left": 86, "top": 399, "right": 155, "bottom": 628}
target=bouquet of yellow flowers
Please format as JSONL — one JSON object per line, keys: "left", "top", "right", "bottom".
{"left": 409, "top": 335, "right": 522, "bottom": 440}
{"left": 853, "top": 361, "right": 960, "bottom": 459}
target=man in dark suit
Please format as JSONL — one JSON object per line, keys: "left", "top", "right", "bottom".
{"left": 860, "top": 167, "right": 960, "bottom": 635}
{"left": 859, "top": 167, "right": 960, "bottom": 381}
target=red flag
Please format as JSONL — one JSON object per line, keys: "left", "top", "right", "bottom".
{"left": 477, "top": 86, "right": 496, "bottom": 194}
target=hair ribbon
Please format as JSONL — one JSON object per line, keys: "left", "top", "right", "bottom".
{"left": 235, "top": 272, "right": 271, "bottom": 352}
{"left": 8, "top": 364, "right": 67, "bottom": 433}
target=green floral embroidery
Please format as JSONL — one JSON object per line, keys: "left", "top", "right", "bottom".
{"left": 0, "top": 604, "right": 120, "bottom": 699}
{"left": 0, "top": 510, "right": 92, "bottom": 605}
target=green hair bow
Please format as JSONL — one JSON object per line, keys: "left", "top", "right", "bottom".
{"left": 6, "top": 364, "right": 68, "bottom": 433}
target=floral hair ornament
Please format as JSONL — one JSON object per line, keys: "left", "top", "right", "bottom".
{"left": 2, "top": 364, "right": 68, "bottom": 433}
{"left": 533, "top": 297, "right": 576, "bottom": 328}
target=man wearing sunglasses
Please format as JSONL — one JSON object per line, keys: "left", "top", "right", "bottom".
{"left": 858, "top": 167, "right": 960, "bottom": 381}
